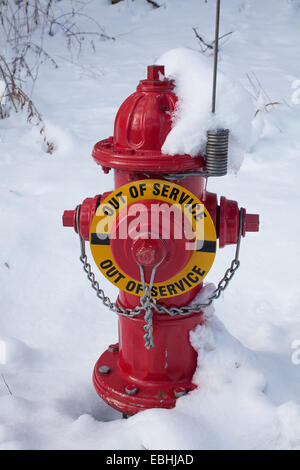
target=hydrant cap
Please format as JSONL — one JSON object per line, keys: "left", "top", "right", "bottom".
{"left": 92, "top": 65, "right": 205, "bottom": 173}
{"left": 113, "top": 65, "right": 176, "bottom": 152}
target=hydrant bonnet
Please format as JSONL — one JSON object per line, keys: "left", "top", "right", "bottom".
{"left": 92, "top": 65, "right": 206, "bottom": 173}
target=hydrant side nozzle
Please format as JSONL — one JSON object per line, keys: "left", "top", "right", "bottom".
{"left": 62, "top": 194, "right": 102, "bottom": 240}
{"left": 218, "top": 197, "right": 260, "bottom": 248}
{"left": 62, "top": 209, "right": 77, "bottom": 232}
{"left": 243, "top": 213, "right": 259, "bottom": 235}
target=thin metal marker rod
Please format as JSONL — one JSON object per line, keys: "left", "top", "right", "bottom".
{"left": 212, "top": 0, "right": 221, "bottom": 113}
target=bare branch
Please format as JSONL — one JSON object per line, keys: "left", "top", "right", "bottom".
{"left": 146, "top": 0, "right": 161, "bottom": 8}
{"left": 193, "top": 27, "right": 233, "bottom": 53}
{"left": 0, "top": 0, "right": 113, "bottom": 150}
{"left": 1, "top": 373, "right": 13, "bottom": 396}
{"left": 192, "top": 27, "right": 213, "bottom": 51}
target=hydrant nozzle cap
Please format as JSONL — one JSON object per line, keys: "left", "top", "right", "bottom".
{"left": 62, "top": 210, "right": 76, "bottom": 229}
{"left": 131, "top": 237, "right": 166, "bottom": 267}
{"left": 147, "top": 65, "right": 165, "bottom": 81}
{"left": 244, "top": 213, "right": 259, "bottom": 233}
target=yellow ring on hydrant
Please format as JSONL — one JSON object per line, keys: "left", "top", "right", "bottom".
{"left": 89, "top": 179, "right": 217, "bottom": 299}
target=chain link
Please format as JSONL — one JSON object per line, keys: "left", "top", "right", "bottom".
{"left": 138, "top": 259, "right": 164, "bottom": 349}
{"left": 75, "top": 205, "right": 245, "bottom": 348}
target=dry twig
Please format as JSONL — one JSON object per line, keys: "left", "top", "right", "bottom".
{"left": 193, "top": 27, "right": 233, "bottom": 53}
{"left": 0, "top": 0, "right": 113, "bottom": 149}
{"left": 1, "top": 373, "right": 13, "bottom": 396}
{"left": 146, "top": 0, "right": 161, "bottom": 8}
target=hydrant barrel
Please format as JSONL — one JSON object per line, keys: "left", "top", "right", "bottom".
{"left": 62, "top": 64, "right": 260, "bottom": 417}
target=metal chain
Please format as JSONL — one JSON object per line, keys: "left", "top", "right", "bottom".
{"left": 138, "top": 256, "right": 165, "bottom": 349}
{"left": 75, "top": 206, "right": 245, "bottom": 347}
{"left": 140, "top": 284, "right": 154, "bottom": 350}
{"left": 75, "top": 206, "right": 144, "bottom": 318}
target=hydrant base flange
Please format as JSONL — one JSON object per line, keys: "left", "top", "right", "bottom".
{"left": 93, "top": 349, "right": 197, "bottom": 416}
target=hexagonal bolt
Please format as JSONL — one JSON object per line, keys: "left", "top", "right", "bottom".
{"left": 135, "top": 244, "right": 156, "bottom": 266}
{"left": 108, "top": 344, "right": 119, "bottom": 353}
{"left": 99, "top": 365, "right": 111, "bottom": 375}
{"left": 125, "top": 384, "right": 138, "bottom": 396}
{"left": 132, "top": 237, "right": 166, "bottom": 267}
{"left": 174, "top": 387, "right": 188, "bottom": 398}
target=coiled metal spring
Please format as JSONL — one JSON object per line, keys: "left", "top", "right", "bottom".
{"left": 206, "top": 129, "right": 229, "bottom": 176}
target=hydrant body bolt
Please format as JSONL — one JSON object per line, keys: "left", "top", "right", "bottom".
{"left": 174, "top": 387, "right": 188, "bottom": 398}
{"left": 99, "top": 365, "right": 111, "bottom": 375}
{"left": 125, "top": 384, "right": 138, "bottom": 396}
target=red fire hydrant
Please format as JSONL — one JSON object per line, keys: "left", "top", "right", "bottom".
{"left": 63, "top": 65, "right": 259, "bottom": 416}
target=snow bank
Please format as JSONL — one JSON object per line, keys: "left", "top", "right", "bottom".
{"left": 183, "top": 316, "right": 294, "bottom": 449}
{"left": 113, "top": 314, "right": 299, "bottom": 450}
{"left": 0, "top": 337, "right": 37, "bottom": 367}
{"left": 157, "top": 48, "right": 255, "bottom": 172}
{"left": 0, "top": 316, "right": 299, "bottom": 449}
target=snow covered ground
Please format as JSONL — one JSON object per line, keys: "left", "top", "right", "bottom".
{"left": 1, "top": 0, "right": 300, "bottom": 450}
